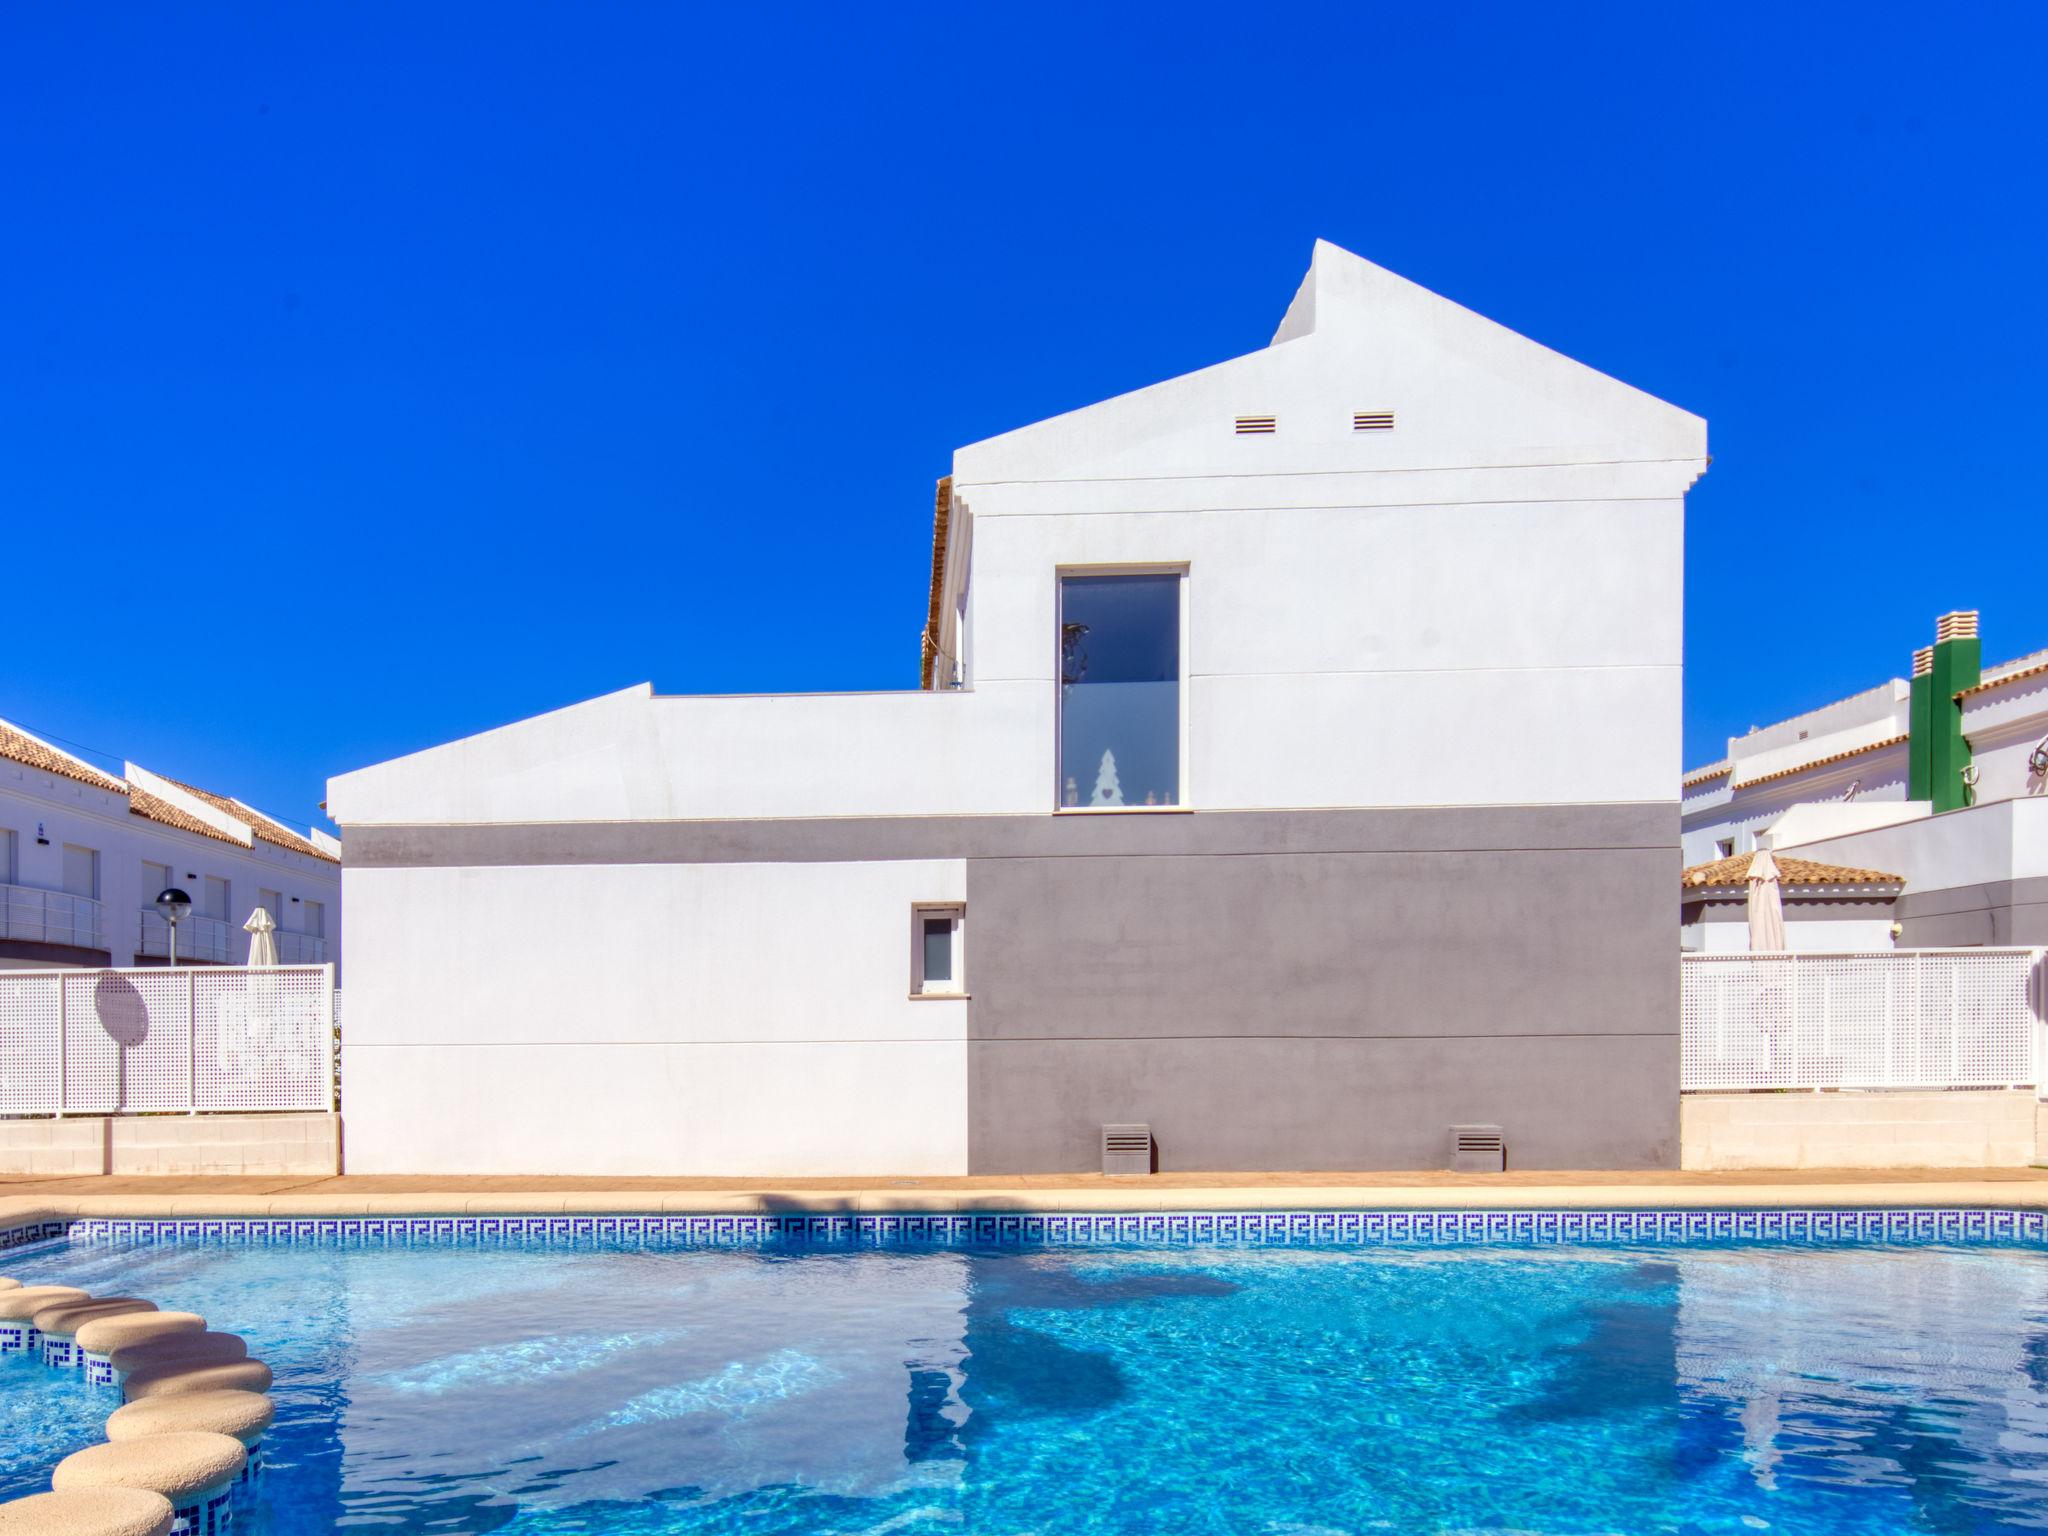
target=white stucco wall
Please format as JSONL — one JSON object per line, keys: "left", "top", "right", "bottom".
{"left": 331, "top": 244, "right": 1703, "bottom": 830}
{"left": 339, "top": 860, "right": 968, "bottom": 1174}
{"left": 1783, "top": 798, "right": 2048, "bottom": 893}
{"left": 1962, "top": 670, "right": 2048, "bottom": 805}
{"left": 1681, "top": 743, "right": 1911, "bottom": 868}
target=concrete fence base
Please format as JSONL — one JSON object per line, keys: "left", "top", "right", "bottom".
{"left": 1681, "top": 1090, "right": 2047, "bottom": 1172}
{"left": 0, "top": 1114, "right": 340, "bottom": 1177}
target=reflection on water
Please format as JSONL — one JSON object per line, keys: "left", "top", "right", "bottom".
{"left": 6, "top": 1239, "right": 2048, "bottom": 1533}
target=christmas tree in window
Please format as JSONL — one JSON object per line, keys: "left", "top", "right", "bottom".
{"left": 1089, "top": 749, "right": 1125, "bottom": 807}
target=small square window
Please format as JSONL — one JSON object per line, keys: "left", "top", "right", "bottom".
{"left": 912, "top": 905, "right": 964, "bottom": 996}
{"left": 1715, "top": 838, "right": 1734, "bottom": 859}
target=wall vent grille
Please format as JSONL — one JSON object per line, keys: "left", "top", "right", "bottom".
{"left": 1234, "top": 415, "right": 1277, "bottom": 435}
{"left": 1450, "top": 1124, "right": 1505, "bottom": 1173}
{"left": 1101, "top": 1123, "right": 1153, "bottom": 1176}
{"left": 1353, "top": 411, "right": 1395, "bottom": 431}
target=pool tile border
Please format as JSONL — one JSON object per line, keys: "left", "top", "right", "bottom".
{"left": 8, "top": 1207, "right": 2047, "bottom": 1252}
{"left": 0, "top": 1218, "right": 69, "bottom": 1253}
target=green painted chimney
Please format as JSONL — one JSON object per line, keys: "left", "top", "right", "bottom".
{"left": 1924, "top": 611, "right": 1981, "bottom": 812}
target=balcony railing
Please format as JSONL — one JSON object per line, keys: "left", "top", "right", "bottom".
{"left": 136, "top": 910, "right": 231, "bottom": 964}
{"left": 0, "top": 883, "right": 105, "bottom": 954}
{"left": 274, "top": 930, "right": 328, "bottom": 965}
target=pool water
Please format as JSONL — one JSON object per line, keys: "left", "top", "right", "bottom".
{"left": 6, "top": 1236, "right": 2048, "bottom": 1533}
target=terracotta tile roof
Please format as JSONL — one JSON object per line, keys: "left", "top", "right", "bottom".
{"left": 0, "top": 720, "right": 127, "bottom": 794}
{"left": 159, "top": 776, "right": 336, "bottom": 863}
{"left": 920, "top": 475, "right": 953, "bottom": 689}
{"left": 1681, "top": 852, "right": 1904, "bottom": 891}
{"left": 128, "top": 785, "right": 245, "bottom": 847}
{"left": 1729, "top": 733, "right": 1909, "bottom": 790}
{"left": 1681, "top": 761, "right": 1731, "bottom": 788}
{"left": 1960, "top": 656, "right": 2048, "bottom": 700}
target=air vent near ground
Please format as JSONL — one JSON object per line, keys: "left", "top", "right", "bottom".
{"left": 1450, "top": 1124, "right": 1505, "bottom": 1174}
{"left": 1102, "top": 1123, "right": 1154, "bottom": 1176}
{"left": 1234, "top": 415, "right": 1277, "bottom": 435}
{"left": 1353, "top": 411, "right": 1395, "bottom": 431}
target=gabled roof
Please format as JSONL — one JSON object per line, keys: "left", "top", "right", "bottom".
{"left": 129, "top": 785, "right": 246, "bottom": 847}
{"left": 158, "top": 775, "right": 335, "bottom": 863}
{"left": 952, "top": 238, "right": 1705, "bottom": 494}
{"left": 0, "top": 712, "right": 336, "bottom": 863}
{"left": 1681, "top": 852, "right": 1903, "bottom": 893}
{"left": 0, "top": 720, "right": 127, "bottom": 794}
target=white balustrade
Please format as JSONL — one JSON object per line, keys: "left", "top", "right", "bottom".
{"left": 1682, "top": 948, "right": 2048, "bottom": 1093}
{"left": 0, "top": 882, "right": 105, "bottom": 954}
{"left": 0, "top": 965, "right": 336, "bottom": 1115}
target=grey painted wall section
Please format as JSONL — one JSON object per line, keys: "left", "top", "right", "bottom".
{"left": 1897, "top": 876, "right": 2048, "bottom": 946}
{"left": 345, "top": 803, "right": 1673, "bottom": 868}
{"left": 348, "top": 802, "right": 1680, "bottom": 1175}
{"left": 964, "top": 808, "right": 1679, "bottom": 1174}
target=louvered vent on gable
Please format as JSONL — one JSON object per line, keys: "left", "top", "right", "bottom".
{"left": 1353, "top": 411, "right": 1395, "bottom": 432}
{"left": 1234, "top": 415, "right": 1277, "bottom": 435}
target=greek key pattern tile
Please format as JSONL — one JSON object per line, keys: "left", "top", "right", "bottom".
{"left": 0, "top": 1219, "right": 71, "bottom": 1253}
{"left": 31, "top": 1207, "right": 2048, "bottom": 1251}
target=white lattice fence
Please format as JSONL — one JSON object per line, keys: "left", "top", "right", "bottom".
{"left": 0, "top": 966, "right": 334, "bottom": 1115}
{"left": 1681, "top": 949, "right": 2048, "bottom": 1092}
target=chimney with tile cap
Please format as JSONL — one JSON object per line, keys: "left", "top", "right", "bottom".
{"left": 1914, "top": 612, "right": 1980, "bottom": 812}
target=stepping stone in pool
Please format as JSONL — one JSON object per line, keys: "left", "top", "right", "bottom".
{"left": 35, "top": 1301, "right": 158, "bottom": 1373}
{"left": 109, "top": 1336, "right": 247, "bottom": 1386}
{"left": 0, "top": 1289, "right": 90, "bottom": 1356}
{"left": 76, "top": 1316, "right": 205, "bottom": 1389}
{"left": 108, "top": 1392, "right": 275, "bottom": 1491}
{"left": 51, "top": 1434, "right": 243, "bottom": 1536}
{"left": 121, "top": 1360, "right": 273, "bottom": 1404}
{"left": 0, "top": 1487, "right": 175, "bottom": 1536}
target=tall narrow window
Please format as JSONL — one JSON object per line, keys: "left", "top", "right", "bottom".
{"left": 1058, "top": 572, "right": 1182, "bottom": 809}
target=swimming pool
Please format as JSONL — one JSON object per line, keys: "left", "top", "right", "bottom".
{"left": 7, "top": 1213, "right": 2048, "bottom": 1534}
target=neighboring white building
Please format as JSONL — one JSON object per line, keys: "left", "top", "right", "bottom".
{"left": 0, "top": 717, "right": 341, "bottom": 972}
{"left": 1682, "top": 611, "right": 2048, "bottom": 947}
{"left": 329, "top": 240, "right": 1708, "bottom": 1177}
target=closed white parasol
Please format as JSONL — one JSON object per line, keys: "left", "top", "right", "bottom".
{"left": 1746, "top": 850, "right": 1788, "bottom": 952}
{"left": 243, "top": 907, "right": 279, "bottom": 968}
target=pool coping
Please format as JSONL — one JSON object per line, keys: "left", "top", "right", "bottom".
{"left": 10, "top": 1177, "right": 2048, "bottom": 1224}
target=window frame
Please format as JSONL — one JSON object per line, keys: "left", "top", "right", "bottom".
{"left": 1052, "top": 563, "right": 1191, "bottom": 814}
{"left": 910, "top": 903, "right": 966, "bottom": 998}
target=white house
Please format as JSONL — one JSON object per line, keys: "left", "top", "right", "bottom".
{"left": 1682, "top": 611, "right": 2048, "bottom": 948}
{"left": 328, "top": 240, "right": 1708, "bottom": 1177}
{"left": 0, "top": 717, "right": 341, "bottom": 972}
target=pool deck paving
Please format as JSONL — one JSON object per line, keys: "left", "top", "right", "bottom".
{"left": 7, "top": 1166, "right": 2048, "bottom": 1223}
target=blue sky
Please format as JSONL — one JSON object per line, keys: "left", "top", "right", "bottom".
{"left": 4, "top": 4, "right": 2042, "bottom": 831}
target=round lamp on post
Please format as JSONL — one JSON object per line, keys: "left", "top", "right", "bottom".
{"left": 154, "top": 888, "right": 192, "bottom": 967}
